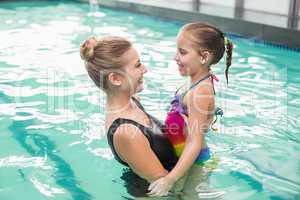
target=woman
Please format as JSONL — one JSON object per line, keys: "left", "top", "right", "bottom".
{"left": 80, "top": 36, "right": 179, "bottom": 198}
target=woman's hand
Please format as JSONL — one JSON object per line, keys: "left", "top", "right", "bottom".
{"left": 147, "top": 175, "right": 175, "bottom": 197}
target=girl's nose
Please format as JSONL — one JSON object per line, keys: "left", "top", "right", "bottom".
{"left": 142, "top": 64, "right": 147, "bottom": 74}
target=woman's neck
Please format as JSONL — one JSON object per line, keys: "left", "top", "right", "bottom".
{"left": 106, "top": 92, "right": 134, "bottom": 115}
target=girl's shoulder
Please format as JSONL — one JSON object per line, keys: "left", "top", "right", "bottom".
{"left": 183, "top": 80, "right": 215, "bottom": 106}
{"left": 191, "top": 79, "right": 215, "bottom": 96}
{"left": 180, "top": 79, "right": 214, "bottom": 96}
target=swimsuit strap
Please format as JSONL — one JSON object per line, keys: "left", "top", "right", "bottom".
{"left": 180, "top": 73, "right": 214, "bottom": 99}
{"left": 107, "top": 118, "right": 154, "bottom": 166}
{"left": 189, "top": 74, "right": 212, "bottom": 90}
{"left": 209, "top": 73, "right": 219, "bottom": 95}
{"left": 131, "top": 96, "right": 145, "bottom": 111}
{"left": 174, "top": 84, "right": 184, "bottom": 95}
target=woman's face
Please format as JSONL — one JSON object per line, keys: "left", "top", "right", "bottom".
{"left": 121, "top": 47, "right": 147, "bottom": 94}
{"left": 174, "top": 32, "right": 203, "bottom": 76}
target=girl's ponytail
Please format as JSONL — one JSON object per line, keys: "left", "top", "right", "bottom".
{"left": 224, "top": 37, "right": 233, "bottom": 85}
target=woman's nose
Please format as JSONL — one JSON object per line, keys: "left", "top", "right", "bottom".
{"left": 174, "top": 52, "right": 179, "bottom": 61}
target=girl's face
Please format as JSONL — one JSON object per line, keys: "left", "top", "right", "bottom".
{"left": 174, "top": 32, "right": 206, "bottom": 77}
{"left": 121, "top": 47, "right": 147, "bottom": 94}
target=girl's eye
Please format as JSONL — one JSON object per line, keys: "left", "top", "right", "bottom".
{"left": 179, "top": 49, "right": 187, "bottom": 55}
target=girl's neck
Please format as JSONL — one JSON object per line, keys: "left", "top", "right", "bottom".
{"left": 190, "top": 67, "right": 210, "bottom": 84}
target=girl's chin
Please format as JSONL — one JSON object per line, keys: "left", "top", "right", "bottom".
{"left": 179, "top": 70, "right": 188, "bottom": 76}
{"left": 178, "top": 66, "right": 187, "bottom": 75}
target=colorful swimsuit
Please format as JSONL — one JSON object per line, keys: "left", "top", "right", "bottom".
{"left": 164, "top": 74, "right": 223, "bottom": 165}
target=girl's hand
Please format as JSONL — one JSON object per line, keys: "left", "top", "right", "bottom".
{"left": 147, "top": 176, "right": 175, "bottom": 197}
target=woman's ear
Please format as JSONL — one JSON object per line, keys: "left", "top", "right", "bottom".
{"left": 108, "top": 72, "right": 122, "bottom": 87}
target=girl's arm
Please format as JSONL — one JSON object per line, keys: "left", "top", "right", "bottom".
{"left": 148, "top": 86, "right": 214, "bottom": 196}
{"left": 114, "top": 124, "right": 168, "bottom": 182}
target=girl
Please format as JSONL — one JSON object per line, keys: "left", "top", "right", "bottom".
{"left": 148, "top": 22, "right": 233, "bottom": 197}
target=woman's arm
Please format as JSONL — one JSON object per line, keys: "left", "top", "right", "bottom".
{"left": 148, "top": 86, "right": 214, "bottom": 196}
{"left": 113, "top": 124, "right": 168, "bottom": 182}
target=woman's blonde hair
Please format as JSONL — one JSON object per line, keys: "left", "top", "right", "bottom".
{"left": 80, "top": 36, "right": 132, "bottom": 91}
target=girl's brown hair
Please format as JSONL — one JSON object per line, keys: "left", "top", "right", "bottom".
{"left": 80, "top": 36, "right": 132, "bottom": 91}
{"left": 182, "top": 22, "right": 233, "bottom": 84}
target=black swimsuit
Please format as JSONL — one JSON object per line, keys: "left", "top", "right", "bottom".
{"left": 107, "top": 98, "right": 178, "bottom": 171}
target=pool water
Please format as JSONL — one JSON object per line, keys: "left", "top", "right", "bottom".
{"left": 0, "top": 1, "right": 299, "bottom": 200}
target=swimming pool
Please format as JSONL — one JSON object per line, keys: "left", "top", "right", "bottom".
{"left": 0, "top": 1, "right": 299, "bottom": 199}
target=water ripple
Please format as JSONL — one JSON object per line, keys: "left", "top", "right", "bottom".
{"left": 0, "top": 155, "right": 50, "bottom": 169}
{"left": 30, "top": 177, "right": 65, "bottom": 197}
{"left": 0, "top": 1, "right": 300, "bottom": 200}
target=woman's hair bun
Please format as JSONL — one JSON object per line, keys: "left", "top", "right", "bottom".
{"left": 80, "top": 37, "right": 97, "bottom": 62}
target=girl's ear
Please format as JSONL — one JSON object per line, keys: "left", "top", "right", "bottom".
{"left": 108, "top": 72, "right": 122, "bottom": 86}
{"left": 199, "top": 50, "right": 212, "bottom": 66}
{"left": 199, "top": 50, "right": 210, "bottom": 64}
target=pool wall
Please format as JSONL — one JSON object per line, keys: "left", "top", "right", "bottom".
{"left": 78, "top": 0, "right": 300, "bottom": 50}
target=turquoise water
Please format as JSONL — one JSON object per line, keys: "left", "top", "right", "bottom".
{"left": 0, "top": 1, "right": 299, "bottom": 200}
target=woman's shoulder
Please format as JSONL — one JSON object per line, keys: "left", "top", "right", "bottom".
{"left": 110, "top": 120, "right": 150, "bottom": 147}
{"left": 106, "top": 112, "right": 140, "bottom": 131}
{"left": 113, "top": 123, "right": 152, "bottom": 160}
